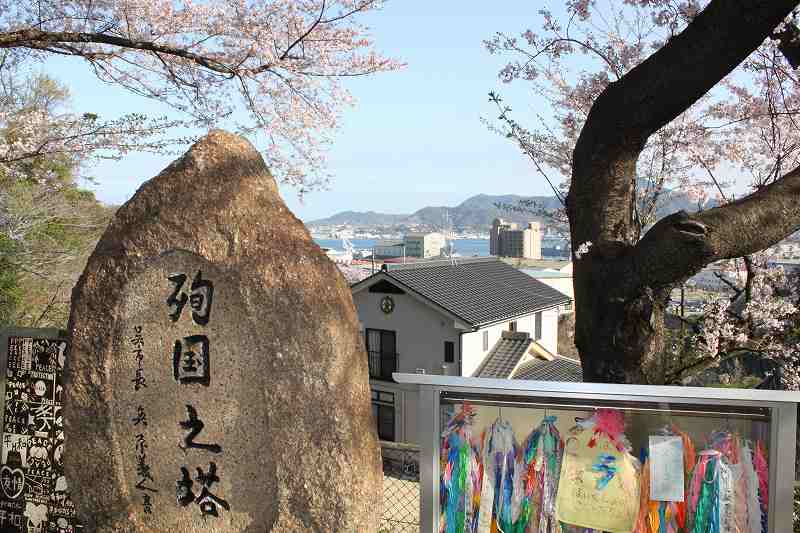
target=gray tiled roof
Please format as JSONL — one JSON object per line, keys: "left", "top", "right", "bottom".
{"left": 382, "top": 257, "right": 571, "bottom": 327}
{"left": 472, "top": 332, "right": 532, "bottom": 378}
{"left": 512, "top": 356, "right": 583, "bottom": 382}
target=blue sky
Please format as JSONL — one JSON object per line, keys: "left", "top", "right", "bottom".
{"left": 44, "top": 1, "right": 557, "bottom": 221}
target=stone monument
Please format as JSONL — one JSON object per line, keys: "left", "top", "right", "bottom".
{"left": 64, "top": 131, "right": 381, "bottom": 532}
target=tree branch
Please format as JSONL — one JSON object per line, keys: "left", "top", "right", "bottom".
{"left": 0, "top": 29, "right": 264, "bottom": 76}
{"left": 280, "top": 0, "right": 326, "bottom": 61}
{"left": 567, "top": 0, "right": 799, "bottom": 247}
{"left": 665, "top": 348, "right": 754, "bottom": 384}
{"left": 630, "top": 164, "right": 800, "bottom": 292}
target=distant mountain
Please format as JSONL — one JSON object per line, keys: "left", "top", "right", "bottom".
{"left": 308, "top": 194, "right": 562, "bottom": 230}
{"left": 308, "top": 210, "right": 409, "bottom": 226}
{"left": 308, "top": 191, "right": 714, "bottom": 231}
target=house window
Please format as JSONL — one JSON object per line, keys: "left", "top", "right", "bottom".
{"left": 366, "top": 329, "right": 397, "bottom": 381}
{"left": 509, "top": 321, "right": 517, "bottom": 332}
{"left": 371, "top": 390, "right": 395, "bottom": 441}
{"left": 482, "top": 330, "right": 489, "bottom": 351}
{"left": 535, "top": 312, "right": 542, "bottom": 340}
{"left": 564, "top": 301, "right": 573, "bottom": 311}
{"left": 444, "top": 341, "right": 455, "bottom": 363}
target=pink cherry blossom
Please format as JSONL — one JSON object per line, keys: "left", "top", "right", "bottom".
{"left": 485, "top": 0, "right": 800, "bottom": 240}
{"left": 0, "top": 0, "right": 403, "bottom": 189}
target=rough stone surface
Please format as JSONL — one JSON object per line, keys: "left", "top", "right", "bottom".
{"left": 64, "top": 130, "right": 381, "bottom": 532}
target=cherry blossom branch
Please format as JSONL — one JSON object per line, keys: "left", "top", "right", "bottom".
{"left": 665, "top": 348, "right": 757, "bottom": 384}
{"left": 486, "top": 93, "right": 566, "bottom": 206}
{"left": 0, "top": 0, "right": 402, "bottom": 189}
{"left": 0, "top": 29, "right": 245, "bottom": 75}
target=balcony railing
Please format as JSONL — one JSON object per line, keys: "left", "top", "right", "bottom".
{"left": 368, "top": 350, "right": 398, "bottom": 381}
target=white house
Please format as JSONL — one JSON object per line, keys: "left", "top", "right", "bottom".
{"left": 521, "top": 261, "right": 574, "bottom": 314}
{"left": 350, "top": 257, "right": 578, "bottom": 444}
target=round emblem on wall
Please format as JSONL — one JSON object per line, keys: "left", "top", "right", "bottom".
{"left": 380, "top": 296, "right": 395, "bottom": 314}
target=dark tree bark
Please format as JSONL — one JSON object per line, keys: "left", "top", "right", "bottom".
{"left": 568, "top": 0, "right": 800, "bottom": 383}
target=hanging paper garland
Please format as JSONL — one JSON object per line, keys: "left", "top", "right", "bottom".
{"left": 440, "top": 403, "right": 481, "bottom": 533}
{"left": 740, "top": 442, "right": 763, "bottom": 533}
{"left": 753, "top": 441, "right": 768, "bottom": 533}
{"left": 476, "top": 417, "right": 519, "bottom": 533}
{"left": 513, "top": 415, "right": 564, "bottom": 533}
{"left": 688, "top": 450, "right": 724, "bottom": 533}
{"left": 633, "top": 458, "right": 680, "bottom": 533}
{"left": 633, "top": 455, "right": 653, "bottom": 533}
{"left": 708, "top": 430, "right": 767, "bottom": 533}
{"left": 467, "top": 435, "right": 484, "bottom": 533}
{"left": 632, "top": 424, "right": 695, "bottom": 533}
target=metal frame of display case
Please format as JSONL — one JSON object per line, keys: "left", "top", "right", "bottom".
{"left": 394, "top": 373, "right": 799, "bottom": 533}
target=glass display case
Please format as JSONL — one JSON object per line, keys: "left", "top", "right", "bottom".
{"left": 394, "top": 373, "right": 798, "bottom": 533}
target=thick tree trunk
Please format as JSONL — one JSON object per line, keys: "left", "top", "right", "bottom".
{"left": 568, "top": 0, "right": 800, "bottom": 383}
{"left": 571, "top": 244, "right": 670, "bottom": 384}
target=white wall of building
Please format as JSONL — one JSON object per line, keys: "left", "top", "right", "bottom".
{"left": 539, "top": 307, "right": 558, "bottom": 353}
{"left": 538, "top": 277, "right": 573, "bottom": 314}
{"left": 461, "top": 307, "right": 559, "bottom": 376}
{"left": 353, "top": 289, "right": 465, "bottom": 375}
{"left": 521, "top": 267, "right": 574, "bottom": 314}
{"left": 462, "top": 320, "right": 517, "bottom": 376}
{"left": 373, "top": 241, "right": 405, "bottom": 258}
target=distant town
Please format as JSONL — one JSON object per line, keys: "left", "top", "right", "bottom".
{"left": 308, "top": 206, "right": 800, "bottom": 319}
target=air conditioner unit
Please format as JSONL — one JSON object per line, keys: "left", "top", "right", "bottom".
{"left": 415, "top": 368, "right": 426, "bottom": 374}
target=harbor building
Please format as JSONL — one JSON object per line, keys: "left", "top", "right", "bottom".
{"left": 403, "top": 232, "right": 445, "bottom": 258}
{"left": 373, "top": 240, "right": 405, "bottom": 259}
{"left": 489, "top": 219, "right": 542, "bottom": 259}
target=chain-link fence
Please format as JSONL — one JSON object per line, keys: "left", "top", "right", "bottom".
{"left": 380, "top": 441, "right": 420, "bottom": 532}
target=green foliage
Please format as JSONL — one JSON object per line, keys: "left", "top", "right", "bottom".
{"left": 0, "top": 75, "right": 113, "bottom": 328}
{"left": 0, "top": 234, "right": 22, "bottom": 325}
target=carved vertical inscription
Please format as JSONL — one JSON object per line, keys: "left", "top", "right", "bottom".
{"left": 129, "top": 326, "right": 157, "bottom": 515}
{"left": 166, "top": 271, "right": 229, "bottom": 520}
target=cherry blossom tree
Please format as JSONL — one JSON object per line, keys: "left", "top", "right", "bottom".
{"left": 0, "top": 75, "right": 113, "bottom": 327}
{"left": 0, "top": 0, "right": 401, "bottom": 191}
{"left": 337, "top": 263, "right": 372, "bottom": 284}
{"left": 486, "top": 0, "right": 800, "bottom": 383}
{"left": 665, "top": 256, "right": 800, "bottom": 390}
{"left": 0, "top": 69, "right": 186, "bottom": 184}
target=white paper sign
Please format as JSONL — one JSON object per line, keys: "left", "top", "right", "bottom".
{"left": 649, "top": 435, "right": 684, "bottom": 502}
